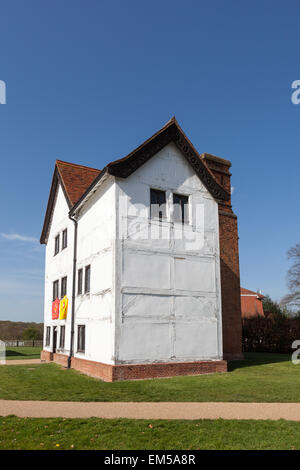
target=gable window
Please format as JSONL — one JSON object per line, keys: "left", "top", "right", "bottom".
{"left": 61, "top": 276, "right": 67, "bottom": 298}
{"left": 173, "top": 193, "right": 189, "bottom": 224}
{"left": 53, "top": 280, "right": 59, "bottom": 301}
{"left": 84, "top": 265, "right": 90, "bottom": 294}
{"left": 45, "top": 326, "right": 51, "bottom": 346}
{"left": 77, "top": 325, "right": 85, "bottom": 353}
{"left": 150, "top": 188, "right": 166, "bottom": 220}
{"left": 54, "top": 235, "right": 60, "bottom": 255}
{"left": 59, "top": 325, "right": 65, "bottom": 349}
{"left": 77, "top": 268, "right": 83, "bottom": 295}
{"left": 62, "top": 229, "right": 67, "bottom": 250}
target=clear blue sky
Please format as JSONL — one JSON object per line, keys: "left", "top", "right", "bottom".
{"left": 0, "top": 0, "right": 299, "bottom": 322}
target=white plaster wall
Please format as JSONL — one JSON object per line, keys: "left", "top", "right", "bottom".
{"left": 74, "top": 176, "right": 116, "bottom": 364}
{"left": 43, "top": 184, "right": 74, "bottom": 354}
{"left": 43, "top": 177, "right": 116, "bottom": 365}
{"left": 116, "top": 143, "right": 223, "bottom": 363}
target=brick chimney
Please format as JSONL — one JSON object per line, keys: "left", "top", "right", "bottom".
{"left": 201, "top": 153, "right": 243, "bottom": 360}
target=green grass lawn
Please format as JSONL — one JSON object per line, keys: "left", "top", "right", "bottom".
{"left": 5, "top": 347, "right": 42, "bottom": 360}
{"left": 0, "top": 352, "right": 299, "bottom": 402}
{"left": 0, "top": 416, "right": 299, "bottom": 450}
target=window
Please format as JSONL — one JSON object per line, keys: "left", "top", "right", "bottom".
{"left": 61, "top": 276, "right": 67, "bottom": 298}
{"left": 77, "top": 268, "right": 83, "bottom": 295}
{"left": 84, "top": 265, "right": 90, "bottom": 294}
{"left": 173, "top": 193, "right": 189, "bottom": 224}
{"left": 59, "top": 325, "right": 65, "bottom": 349}
{"left": 150, "top": 188, "right": 166, "bottom": 220}
{"left": 53, "top": 280, "right": 59, "bottom": 301}
{"left": 45, "top": 326, "right": 51, "bottom": 346}
{"left": 77, "top": 325, "right": 85, "bottom": 353}
{"left": 62, "top": 229, "right": 67, "bottom": 250}
{"left": 54, "top": 234, "right": 60, "bottom": 255}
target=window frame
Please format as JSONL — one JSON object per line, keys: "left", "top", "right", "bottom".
{"left": 59, "top": 325, "right": 65, "bottom": 349}
{"left": 45, "top": 326, "right": 51, "bottom": 347}
{"left": 77, "top": 268, "right": 83, "bottom": 295}
{"left": 61, "top": 276, "right": 67, "bottom": 298}
{"left": 150, "top": 188, "right": 167, "bottom": 221}
{"left": 53, "top": 280, "right": 59, "bottom": 301}
{"left": 54, "top": 234, "right": 60, "bottom": 256}
{"left": 172, "top": 193, "right": 189, "bottom": 224}
{"left": 84, "top": 265, "right": 90, "bottom": 294}
{"left": 77, "top": 325, "right": 85, "bottom": 353}
{"left": 62, "top": 229, "right": 68, "bottom": 250}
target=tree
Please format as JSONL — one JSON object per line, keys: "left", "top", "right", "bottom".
{"left": 282, "top": 244, "right": 300, "bottom": 310}
{"left": 262, "top": 294, "right": 286, "bottom": 315}
{"left": 22, "top": 327, "right": 39, "bottom": 341}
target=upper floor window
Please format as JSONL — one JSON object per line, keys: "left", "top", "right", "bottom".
{"left": 77, "top": 268, "right": 83, "bottom": 295}
{"left": 53, "top": 280, "right": 59, "bottom": 301}
{"left": 173, "top": 193, "right": 189, "bottom": 224}
{"left": 45, "top": 326, "right": 51, "bottom": 346}
{"left": 61, "top": 276, "right": 67, "bottom": 298}
{"left": 150, "top": 188, "right": 166, "bottom": 220}
{"left": 62, "top": 229, "right": 67, "bottom": 250}
{"left": 84, "top": 265, "right": 90, "bottom": 293}
{"left": 54, "top": 235, "right": 60, "bottom": 255}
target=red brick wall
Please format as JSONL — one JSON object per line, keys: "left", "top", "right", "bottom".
{"left": 42, "top": 351, "right": 227, "bottom": 382}
{"left": 71, "top": 357, "right": 113, "bottom": 382}
{"left": 53, "top": 352, "right": 69, "bottom": 367}
{"left": 112, "top": 360, "right": 227, "bottom": 381}
{"left": 40, "top": 350, "right": 53, "bottom": 361}
{"left": 218, "top": 209, "right": 243, "bottom": 359}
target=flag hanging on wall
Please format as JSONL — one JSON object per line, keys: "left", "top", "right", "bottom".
{"left": 59, "top": 296, "right": 68, "bottom": 320}
{"left": 52, "top": 298, "right": 60, "bottom": 320}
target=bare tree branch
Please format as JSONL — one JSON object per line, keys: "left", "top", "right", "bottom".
{"left": 282, "top": 244, "right": 300, "bottom": 309}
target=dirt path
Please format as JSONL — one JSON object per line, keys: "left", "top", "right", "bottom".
{"left": 1, "top": 359, "right": 42, "bottom": 365}
{"left": 1, "top": 400, "right": 300, "bottom": 420}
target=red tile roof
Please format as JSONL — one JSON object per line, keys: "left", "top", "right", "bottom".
{"left": 240, "top": 287, "right": 264, "bottom": 299}
{"left": 56, "top": 160, "right": 101, "bottom": 207}
{"left": 240, "top": 287, "right": 265, "bottom": 318}
{"left": 40, "top": 160, "right": 101, "bottom": 244}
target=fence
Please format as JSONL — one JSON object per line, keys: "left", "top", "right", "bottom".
{"left": 3, "top": 340, "right": 43, "bottom": 348}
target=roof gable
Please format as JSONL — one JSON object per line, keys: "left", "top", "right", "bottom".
{"left": 41, "top": 118, "right": 231, "bottom": 243}
{"left": 70, "top": 117, "right": 230, "bottom": 215}
{"left": 106, "top": 117, "right": 229, "bottom": 201}
{"left": 56, "top": 160, "right": 101, "bottom": 206}
{"left": 40, "top": 161, "right": 100, "bottom": 243}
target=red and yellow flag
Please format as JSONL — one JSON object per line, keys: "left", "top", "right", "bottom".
{"left": 59, "top": 296, "right": 68, "bottom": 320}
{"left": 52, "top": 298, "right": 60, "bottom": 320}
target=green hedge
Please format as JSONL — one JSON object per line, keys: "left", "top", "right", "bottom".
{"left": 242, "top": 315, "right": 300, "bottom": 353}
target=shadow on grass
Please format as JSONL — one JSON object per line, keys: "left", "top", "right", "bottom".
{"left": 228, "top": 352, "right": 290, "bottom": 372}
{"left": 5, "top": 350, "right": 27, "bottom": 358}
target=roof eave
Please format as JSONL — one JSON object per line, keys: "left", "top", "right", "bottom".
{"left": 69, "top": 167, "right": 109, "bottom": 217}
{"left": 40, "top": 166, "right": 72, "bottom": 245}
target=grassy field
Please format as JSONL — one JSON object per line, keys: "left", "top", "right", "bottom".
{"left": 0, "top": 353, "right": 299, "bottom": 402}
{"left": 5, "top": 347, "right": 42, "bottom": 360}
{"left": 0, "top": 415, "right": 299, "bottom": 450}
